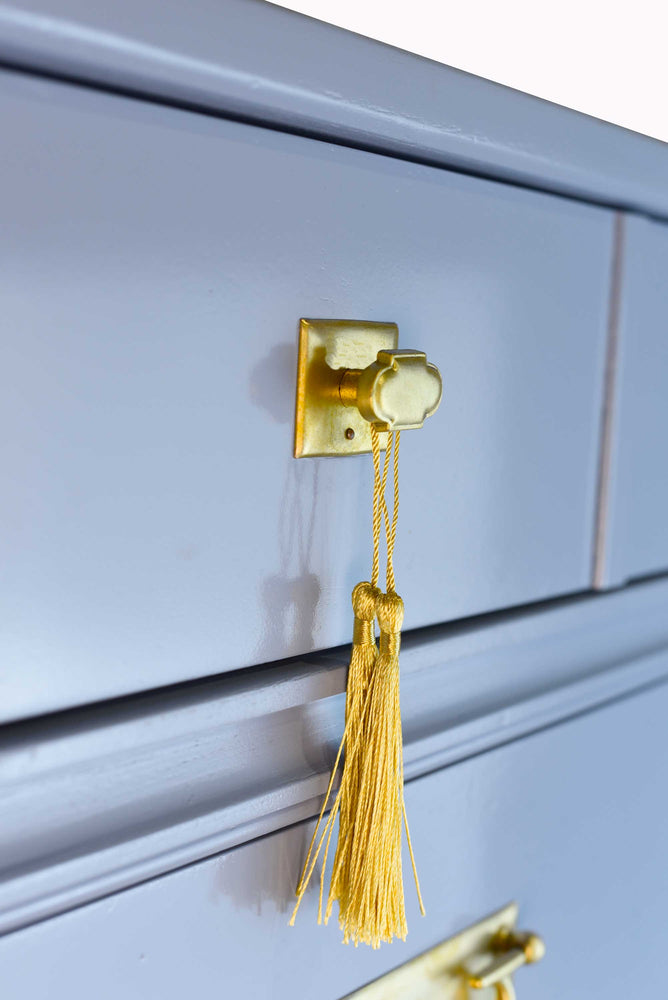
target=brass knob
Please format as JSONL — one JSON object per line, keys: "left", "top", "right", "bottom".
{"left": 469, "top": 928, "right": 546, "bottom": 998}
{"left": 337, "top": 349, "right": 443, "bottom": 431}
{"left": 294, "top": 320, "right": 443, "bottom": 457}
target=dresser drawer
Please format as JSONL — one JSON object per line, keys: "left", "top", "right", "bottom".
{"left": 1, "top": 680, "right": 666, "bottom": 999}
{"left": 0, "top": 69, "right": 613, "bottom": 722}
{"left": 601, "top": 215, "right": 668, "bottom": 585}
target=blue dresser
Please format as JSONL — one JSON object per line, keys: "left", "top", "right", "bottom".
{"left": 1, "top": 2, "right": 667, "bottom": 997}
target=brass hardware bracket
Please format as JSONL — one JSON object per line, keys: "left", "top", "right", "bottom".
{"left": 343, "top": 902, "right": 545, "bottom": 999}
{"left": 294, "top": 319, "right": 398, "bottom": 458}
{"left": 293, "top": 319, "right": 442, "bottom": 458}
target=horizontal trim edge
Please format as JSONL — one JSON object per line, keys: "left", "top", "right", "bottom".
{"left": 0, "top": 1, "right": 667, "bottom": 218}
{"left": 2, "top": 577, "right": 668, "bottom": 936}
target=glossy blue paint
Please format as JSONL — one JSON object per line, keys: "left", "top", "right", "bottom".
{"left": 0, "top": 9, "right": 667, "bottom": 997}
{"left": 602, "top": 215, "right": 668, "bottom": 584}
{"left": 2, "top": 576, "right": 666, "bottom": 937}
{"left": 1, "top": 681, "right": 667, "bottom": 999}
{"left": 0, "top": 0, "right": 667, "bottom": 217}
{"left": 0, "top": 68, "right": 613, "bottom": 723}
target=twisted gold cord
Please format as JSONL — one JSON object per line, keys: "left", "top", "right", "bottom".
{"left": 386, "top": 431, "right": 400, "bottom": 593}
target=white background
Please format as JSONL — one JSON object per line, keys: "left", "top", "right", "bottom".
{"left": 270, "top": 0, "right": 668, "bottom": 144}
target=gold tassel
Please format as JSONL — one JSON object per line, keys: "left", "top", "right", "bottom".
{"left": 324, "top": 424, "right": 391, "bottom": 923}
{"left": 339, "top": 590, "right": 406, "bottom": 946}
{"left": 325, "top": 579, "right": 379, "bottom": 918}
{"left": 288, "top": 578, "right": 379, "bottom": 929}
{"left": 289, "top": 431, "right": 387, "bottom": 928}
{"left": 336, "top": 430, "right": 424, "bottom": 947}
{"left": 290, "top": 427, "right": 423, "bottom": 946}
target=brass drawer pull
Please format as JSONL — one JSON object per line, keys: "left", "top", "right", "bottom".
{"left": 344, "top": 902, "right": 545, "bottom": 998}
{"left": 469, "top": 927, "right": 546, "bottom": 999}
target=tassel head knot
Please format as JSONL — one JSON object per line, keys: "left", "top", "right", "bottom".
{"left": 352, "top": 581, "right": 379, "bottom": 621}
{"left": 375, "top": 591, "right": 404, "bottom": 633}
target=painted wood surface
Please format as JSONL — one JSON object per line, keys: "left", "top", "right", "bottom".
{"left": 0, "top": 1, "right": 668, "bottom": 217}
{"left": 0, "top": 67, "right": 613, "bottom": 722}
{"left": 2, "top": 680, "right": 667, "bottom": 999}
{"left": 600, "top": 215, "right": 668, "bottom": 585}
{"left": 2, "top": 576, "right": 667, "bottom": 938}
{"left": 0, "top": 10, "right": 666, "bottom": 995}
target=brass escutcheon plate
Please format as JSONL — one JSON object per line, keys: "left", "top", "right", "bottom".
{"left": 294, "top": 318, "right": 398, "bottom": 457}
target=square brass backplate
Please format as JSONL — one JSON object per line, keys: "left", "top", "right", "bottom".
{"left": 294, "top": 319, "right": 398, "bottom": 457}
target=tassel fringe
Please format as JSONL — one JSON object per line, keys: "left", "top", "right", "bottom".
{"left": 338, "top": 590, "right": 407, "bottom": 947}
{"left": 288, "top": 581, "right": 378, "bottom": 927}
{"left": 327, "top": 581, "right": 379, "bottom": 921}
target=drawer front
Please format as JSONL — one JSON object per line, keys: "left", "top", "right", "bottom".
{"left": 1, "top": 682, "right": 666, "bottom": 999}
{"left": 602, "top": 215, "right": 668, "bottom": 584}
{"left": 0, "top": 69, "right": 613, "bottom": 721}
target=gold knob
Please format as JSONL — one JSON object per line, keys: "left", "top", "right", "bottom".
{"left": 338, "top": 349, "right": 443, "bottom": 431}
{"left": 294, "top": 319, "right": 443, "bottom": 457}
{"left": 469, "top": 928, "right": 546, "bottom": 998}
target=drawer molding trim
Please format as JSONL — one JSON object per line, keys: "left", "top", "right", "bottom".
{"left": 2, "top": 577, "right": 668, "bottom": 937}
{"left": 593, "top": 211, "right": 625, "bottom": 588}
{"left": 1, "top": 3, "right": 668, "bottom": 218}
